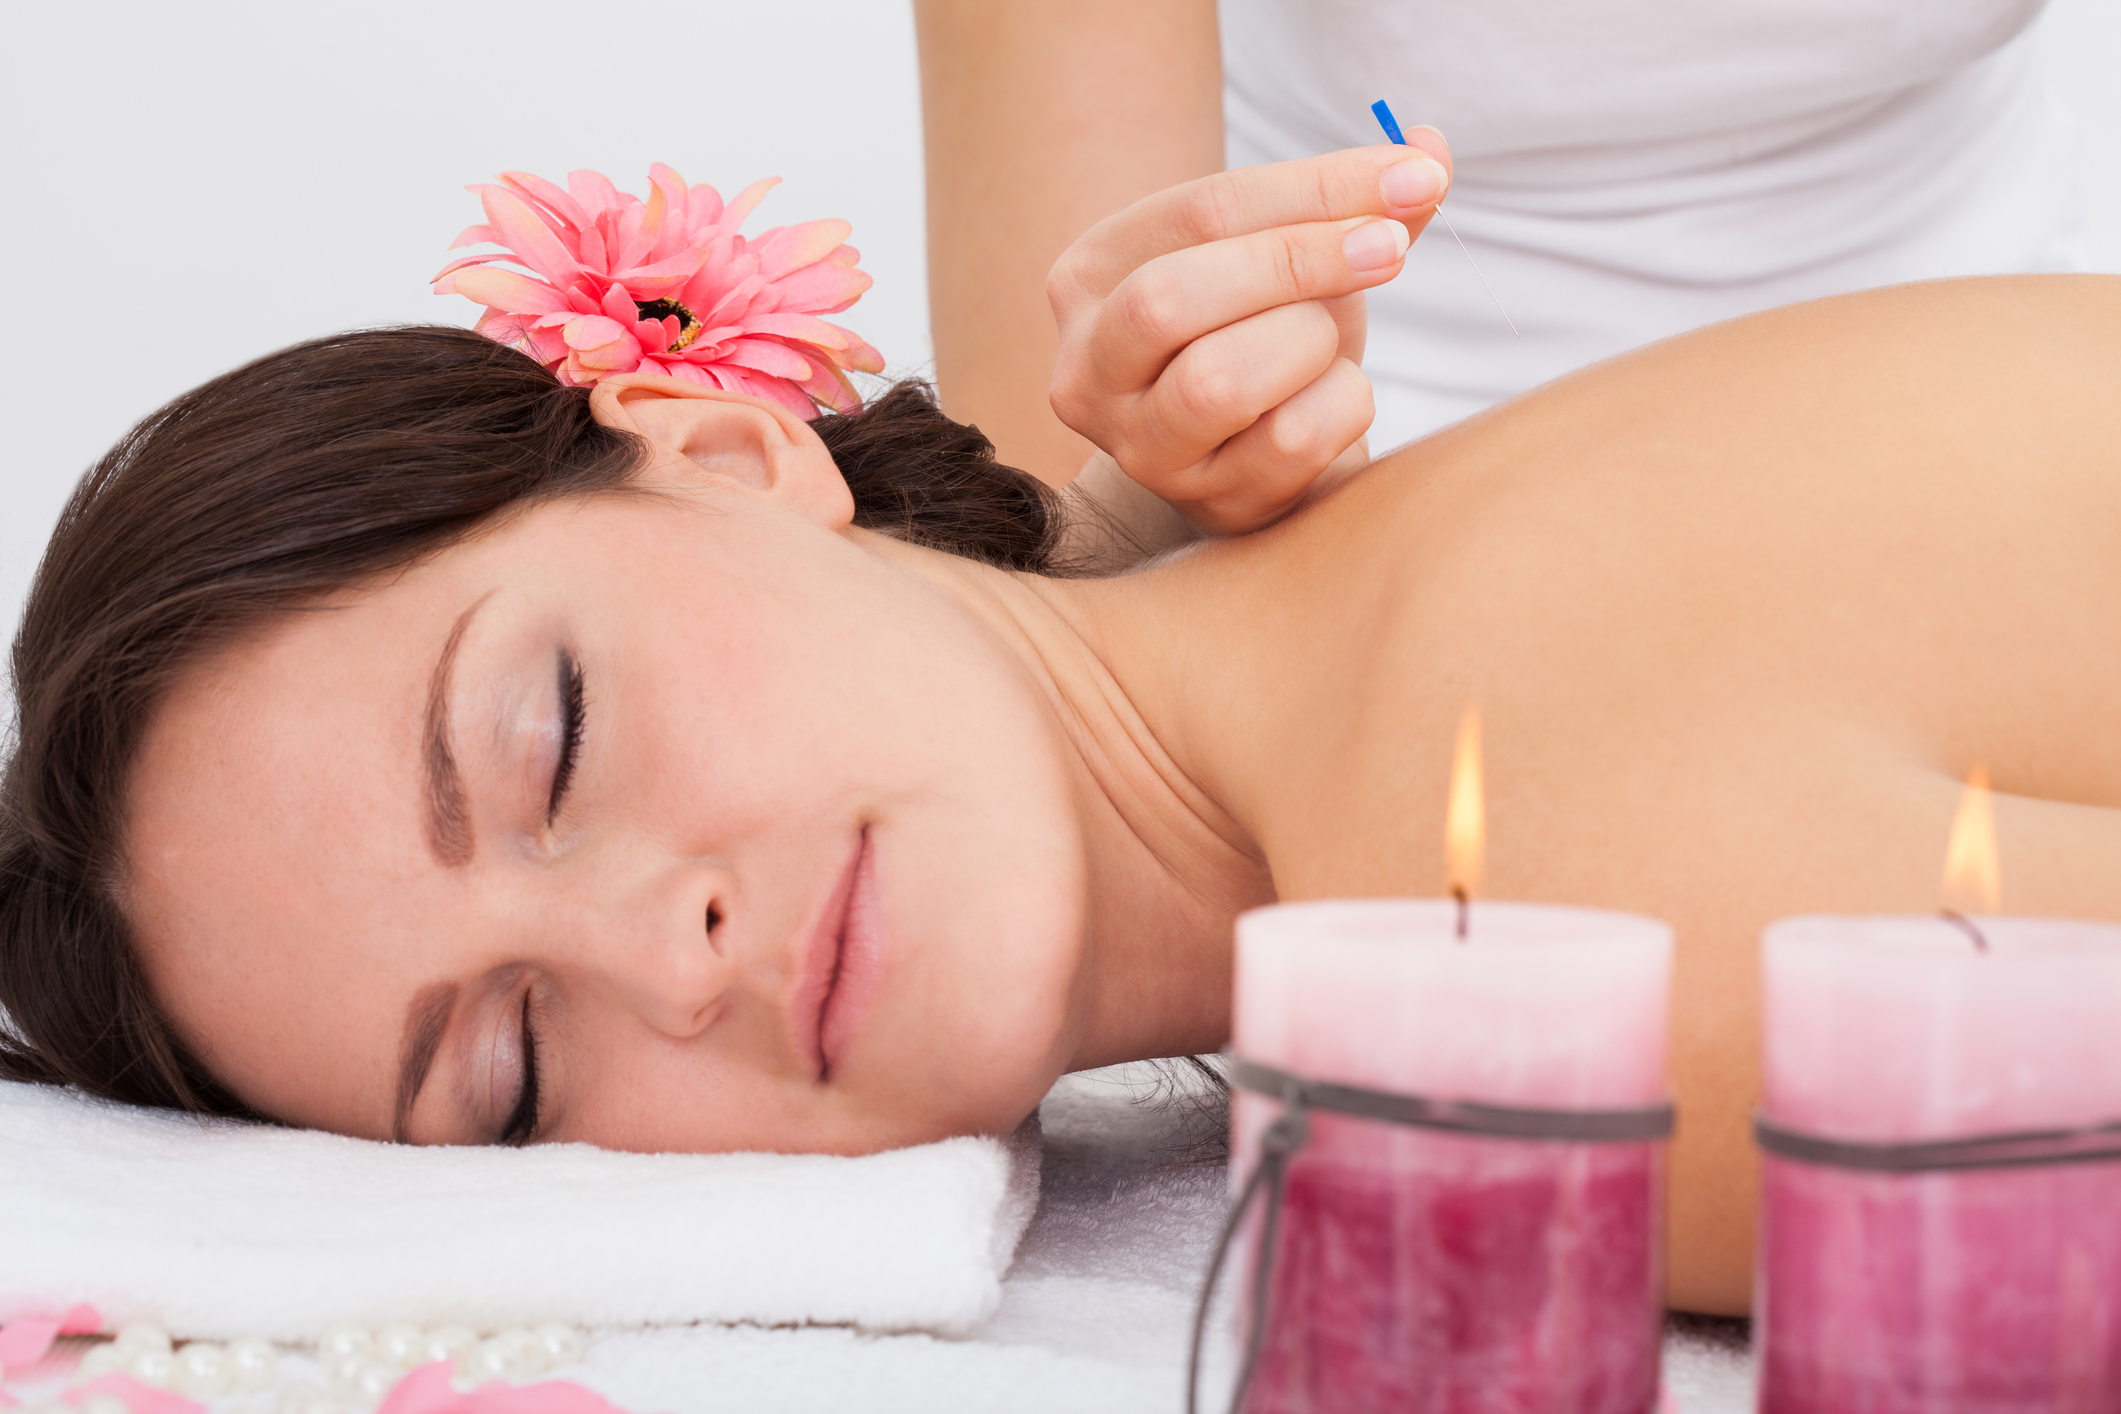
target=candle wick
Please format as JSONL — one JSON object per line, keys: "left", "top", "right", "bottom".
{"left": 1940, "top": 908, "right": 1991, "bottom": 954}
{"left": 1451, "top": 884, "right": 1470, "bottom": 941}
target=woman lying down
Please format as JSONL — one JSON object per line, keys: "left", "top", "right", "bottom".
{"left": 2, "top": 150, "right": 2118, "bottom": 1319}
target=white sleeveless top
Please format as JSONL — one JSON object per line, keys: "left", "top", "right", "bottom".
{"left": 1221, "top": 0, "right": 2089, "bottom": 445}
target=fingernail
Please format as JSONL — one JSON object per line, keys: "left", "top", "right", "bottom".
{"left": 1380, "top": 156, "right": 1448, "bottom": 211}
{"left": 1343, "top": 218, "right": 1412, "bottom": 273}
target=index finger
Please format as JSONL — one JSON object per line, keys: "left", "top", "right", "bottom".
{"left": 1054, "top": 138, "right": 1453, "bottom": 300}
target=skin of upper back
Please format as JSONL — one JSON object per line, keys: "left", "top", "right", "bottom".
{"left": 1078, "top": 274, "right": 2121, "bottom": 1313}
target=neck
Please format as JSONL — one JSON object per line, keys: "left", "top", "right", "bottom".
{"left": 850, "top": 530, "right": 1274, "bottom": 1069}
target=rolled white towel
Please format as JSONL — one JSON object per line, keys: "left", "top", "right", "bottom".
{"left": 0, "top": 1080, "right": 1039, "bottom": 1340}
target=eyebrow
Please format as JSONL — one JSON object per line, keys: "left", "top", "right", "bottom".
{"left": 422, "top": 599, "right": 485, "bottom": 868}
{"left": 394, "top": 979, "right": 458, "bottom": 1142}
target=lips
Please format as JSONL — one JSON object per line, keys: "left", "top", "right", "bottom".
{"left": 792, "top": 828, "right": 884, "bottom": 1080}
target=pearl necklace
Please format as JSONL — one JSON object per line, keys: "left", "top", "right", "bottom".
{"left": 42, "top": 1320, "right": 589, "bottom": 1410}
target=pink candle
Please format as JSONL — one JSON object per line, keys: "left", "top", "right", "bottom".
{"left": 1230, "top": 899, "right": 1673, "bottom": 1414}
{"left": 1758, "top": 916, "right": 2121, "bottom": 1412}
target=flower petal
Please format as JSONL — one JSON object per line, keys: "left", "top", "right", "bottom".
{"left": 646, "top": 164, "right": 693, "bottom": 261}
{"left": 447, "top": 223, "right": 501, "bottom": 251}
{"left": 474, "top": 309, "right": 533, "bottom": 345}
{"left": 499, "top": 170, "right": 591, "bottom": 232}
{"left": 741, "top": 311, "right": 853, "bottom": 347}
{"left": 750, "top": 219, "right": 853, "bottom": 281}
{"left": 685, "top": 182, "right": 725, "bottom": 231}
{"left": 567, "top": 169, "right": 628, "bottom": 216}
{"left": 614, "top": 248, "right": 705, "bottom": 295}
{"left": 763, "top": 261, "right": 872, "bottom": 316}
{"left": 0, "top": 1318, "right": 61, "bottom": 1371}
{"left": 719, "top": 176, "right": 780, "bottom": 232}
{"left": 562, "top": 314, "right": 630, "bottom": 352}
{"left": 478, "top": 187, "right": 586, "bottom": 289}
{"left": 452, "top": 267, "right": 571, "bottom": 317}
{"left": 715, "top": 337, "right": 813, "bottom": 381}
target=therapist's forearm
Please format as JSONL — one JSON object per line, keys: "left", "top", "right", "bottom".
{"left": 914, "top": 0, "right": 1224, "bottom": 488}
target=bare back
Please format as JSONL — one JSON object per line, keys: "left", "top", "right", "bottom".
{"left": 1097, "top": 274, "right": 2121, "bottom": 1311}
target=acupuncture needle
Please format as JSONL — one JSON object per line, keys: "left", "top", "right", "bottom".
{"left": 1370, "top": 99, "right": 1520, "bottom": 338}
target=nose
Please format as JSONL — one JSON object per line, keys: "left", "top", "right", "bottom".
{"left": 569, "top": 856, "right": 731, "bottom": 1039}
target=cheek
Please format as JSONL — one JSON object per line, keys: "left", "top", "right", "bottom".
{"left": 595, "top": 537, "right": 1093, "bottom": 1115}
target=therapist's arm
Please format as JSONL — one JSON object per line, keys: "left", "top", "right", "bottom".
{"left": 914, "top": 0, "right": 1225, "bottom": 489}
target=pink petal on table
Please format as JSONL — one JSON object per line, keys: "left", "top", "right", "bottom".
{"left": 478, "top": 188, "right": 586, "bottom": 289}
{"left": 74, "top": 1373, "right": 206, "bottom": 1414}
{"left": 452, "top": 268, "right": 570, "bottom": 317}
{"left": 460, "top": 1376, "right": 637, "bottom": 1412}
{"left": 750, "top": 219, "right": 852, "bottom": 281}
{"left": 720, "top": 176, "right": 779, "bottom": 232}
{"left": 0, "top": 1318, "right": 61, "bottom": 1372}
{"left": 448, "top": 224, "right": 501, "bottom": 251}
{"left": 375, "top": 1363, "right": 461, "bottom": 1414}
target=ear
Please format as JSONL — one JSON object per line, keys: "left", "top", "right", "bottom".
{"left": 588, "top": 374, "right": 854, "bottom": 530}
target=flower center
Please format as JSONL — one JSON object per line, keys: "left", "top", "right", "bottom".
{"left": 634, "top": 298, "right": 703, "bottom": 351}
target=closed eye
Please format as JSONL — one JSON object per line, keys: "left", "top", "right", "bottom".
{"left": 499, "top": 990, "right": 540, "bottom": 1146}
{"left": 546, "top": 652, "right": 586, "bottom": 824}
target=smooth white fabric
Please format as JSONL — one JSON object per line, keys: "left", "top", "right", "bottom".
{"left": 1222, "top": 0, "right": 2090, "bottom": 447}
{"left": 0, "top": 1080, "right": 1040, "bottom": 1341}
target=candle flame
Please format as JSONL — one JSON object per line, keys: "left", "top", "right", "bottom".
{"left": 1942, "top": 766, "right": 2000, "bottom": 915}
{"left": 1446, "top": 705, "right": 1484, "bottom": 901}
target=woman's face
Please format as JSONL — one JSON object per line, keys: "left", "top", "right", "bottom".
{"left": 122, "top": 386, "right": 1093, "bottom": 1153}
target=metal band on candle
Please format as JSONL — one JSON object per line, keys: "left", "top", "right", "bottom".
{"left": 1755, "top": 1114, "right": 2121, "bottom": 1174}
{"left": 1186, "top": 1056, "right": 1675, "bottom": 1414}
{"left": 1227, "top": 1057, "right": 1676, "bottom": 1143}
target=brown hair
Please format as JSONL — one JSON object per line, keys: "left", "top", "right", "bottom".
{"left": 0, "top": 325, "right": 1067, "bottom": 1116}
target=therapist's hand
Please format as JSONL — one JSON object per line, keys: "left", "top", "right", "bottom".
{"left": 1047, "top": 138, "right": 1452, "bottom": 537}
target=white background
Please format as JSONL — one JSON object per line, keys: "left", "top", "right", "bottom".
{"left": 2, "top": 0, "right": 2116, "bottom": 719}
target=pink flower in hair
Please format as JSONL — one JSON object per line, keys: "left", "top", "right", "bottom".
{"left": 435, "top": 165, "right": 884, "bottom": 416}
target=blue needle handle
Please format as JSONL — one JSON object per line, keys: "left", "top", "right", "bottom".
{"left": 1367, "top": 98, "right": 1520, "bottom": 337}
{"left": 1370, "top": 99, "right": 1408, "bottom": 145}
